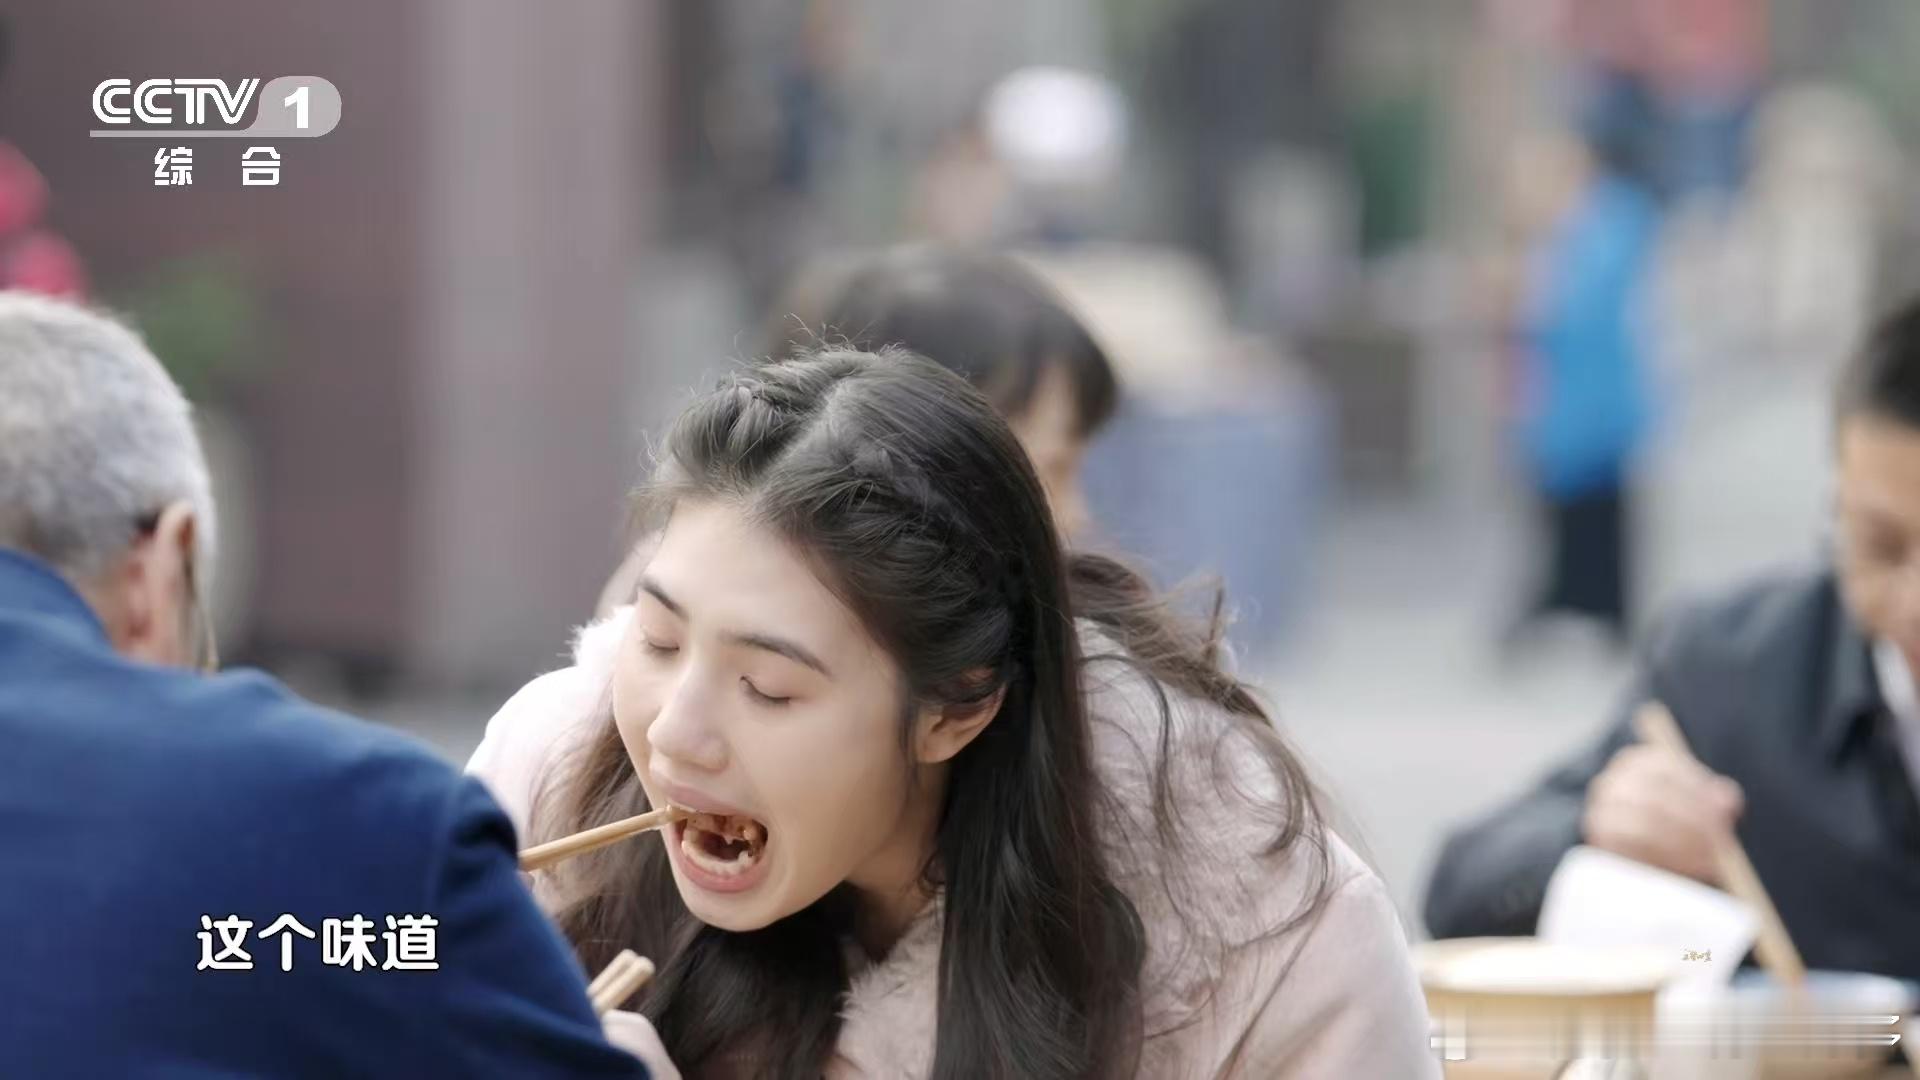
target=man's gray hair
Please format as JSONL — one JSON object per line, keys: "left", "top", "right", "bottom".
{"left": 0, "top": 291, "right": 215, "bottom": 582}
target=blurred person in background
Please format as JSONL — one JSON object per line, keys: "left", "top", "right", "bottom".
{"left": 597, "top": 247, "right": 1118, "bottom": 616}
{"left": 800, "top": 246, "right": 1118, "bottom": 539}
{"left": 1726, "top": 83, "right": 1902, "bottom": 363}
{"left": 472, "top": 349, "right": 1437, "bottom": 1078}
{"left": 1143, "top": 0, "right": 1340, "bottom": 279}
{"left": 1426, "top": 296, "right": 1920, "bottom": 984}
{"left": 1565, "top": 0, "right": 1768, "bottom": 205}
{"left": 1500, "top": 128, "right": 1660, "bottom": 652}
{"left": 904, "top": 117, "right": 1013, "bottom": 246}
{"left": 0, "top": 293, "right": 664, "bottom": 1077}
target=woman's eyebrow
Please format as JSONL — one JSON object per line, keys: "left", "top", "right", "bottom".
{"left": 724, "top": 631, "right": 833, "bottom": 678}
{"left": 642, "top": 575, "right": 833, "bottom": 676}
{"left": 639, "top": 576, "right": 685, "bottom": 617}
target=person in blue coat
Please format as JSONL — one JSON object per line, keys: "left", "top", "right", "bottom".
{"left": 1509, "top": 133, "right": 1661, "bottom": 647}
{"left": 0, "top": 292, "right": 660, "bottom": 1078}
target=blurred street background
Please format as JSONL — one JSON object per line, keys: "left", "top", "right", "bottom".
{"left": 6, "top": 0, "right": 1918, "bottom": 932}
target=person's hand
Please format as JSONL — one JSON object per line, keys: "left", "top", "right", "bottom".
{"left": 602, "top": 1010, "right": 682, "bottom": 1080}
{"left": 1580, "top": 743, "right": 1744, "bottom": 885}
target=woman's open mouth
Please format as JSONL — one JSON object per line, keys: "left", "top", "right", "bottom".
{"left": 670, "top": 811, "right": 771, "bottom": 892}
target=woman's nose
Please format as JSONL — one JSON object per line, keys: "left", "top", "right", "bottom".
{"left": 644, "top": 669, "right": 728, "bottom": 773}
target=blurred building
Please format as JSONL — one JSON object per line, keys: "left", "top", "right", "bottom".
{"left": 0, "top": 0, "right": 657, "bottom": 691}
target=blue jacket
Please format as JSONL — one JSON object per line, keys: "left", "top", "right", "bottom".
{"left": 1518, "top": 174, "right": 1660, "bottom": 497}
{"left": 0, "top": 549, "right": 647, "bottom": 1079}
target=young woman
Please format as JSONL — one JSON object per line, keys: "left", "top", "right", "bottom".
{"left": 471, "top": 349, "right": 1435, "bottom": 1078}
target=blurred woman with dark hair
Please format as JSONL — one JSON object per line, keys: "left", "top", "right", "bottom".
{"left": 598, "top": 246, "right": 1118, "bottom": 617}
{"left": 791, "top": 246, "right": 1117, "bottom": 538}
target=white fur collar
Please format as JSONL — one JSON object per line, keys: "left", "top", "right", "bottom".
{"left": 832, "top": 898, "right": 943, "bottom": 1077}
{"left": 571, "top": 604, "right": 632, "bottom": 677}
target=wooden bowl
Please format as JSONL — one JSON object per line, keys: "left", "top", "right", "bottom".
{"left": 1416, "top": 937, "right": 1678, "bottom": 1080}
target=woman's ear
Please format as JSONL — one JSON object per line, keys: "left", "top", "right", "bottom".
{"left": 914, "top": 676, "right": 1007, "bottom": 764}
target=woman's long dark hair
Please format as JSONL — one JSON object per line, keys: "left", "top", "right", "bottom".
{"left": 539, "top": 348, "right": 1329, "bottom": 1078}
{"left": 771, "top": 246, "right": 1119, "bottom": 439}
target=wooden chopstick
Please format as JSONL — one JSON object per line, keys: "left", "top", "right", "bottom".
{"left": 589, "top": 949, "right": 656, "bottom": 1015}
{"left": 520, "top": 805, "right": 690, "bottom": 873}
{"left": 1633, "top": 703, "right": 1807, "bottom": 987}
{"left": 586, "top": 949, "right": 634, "bottom": 1000}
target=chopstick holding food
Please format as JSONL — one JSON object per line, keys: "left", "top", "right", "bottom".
{"left": 520, "top": 805, "right": 691, "bottom": 873}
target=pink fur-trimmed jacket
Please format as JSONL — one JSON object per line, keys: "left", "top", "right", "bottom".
{"left": 468, "top": 607, "right": 1439, "bottom": 1079}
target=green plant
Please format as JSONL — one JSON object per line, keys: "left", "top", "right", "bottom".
{"left": 115, "top": 251, "right": 267, "bottom": 403}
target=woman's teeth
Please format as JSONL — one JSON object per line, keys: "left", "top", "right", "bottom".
{"left": 680, "top": 813, "right": 768, "bottom": 877}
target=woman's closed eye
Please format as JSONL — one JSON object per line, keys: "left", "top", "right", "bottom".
{"left": 740, "top": 676, "right": 791, "bottom": 706}
{"left": 641, "top": 636, "right": 680, "bottom": 657}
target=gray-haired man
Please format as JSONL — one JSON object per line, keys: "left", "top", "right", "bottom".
{"left": 0, "top": 292, "right": 667, "bottom": 1077}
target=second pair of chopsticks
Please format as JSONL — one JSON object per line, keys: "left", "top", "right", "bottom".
{"left": 1635, "top": 707, "right": 1920, "bottom": 1068}
{"left": 588, "top": 949, "right": 656, "bottom": 1014}
{"left": 1633, "top": 702, "right": 1806, "bottom": 987}
{"left": 520, "top": 804, "right": 691, "bottom": 873}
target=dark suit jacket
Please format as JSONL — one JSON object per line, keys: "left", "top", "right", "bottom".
{"left": 1424, "top": 565, "right": 1920, "bottom": 980}
{"left": 0, "top": 549, "right": 647, "bottom": 1078}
